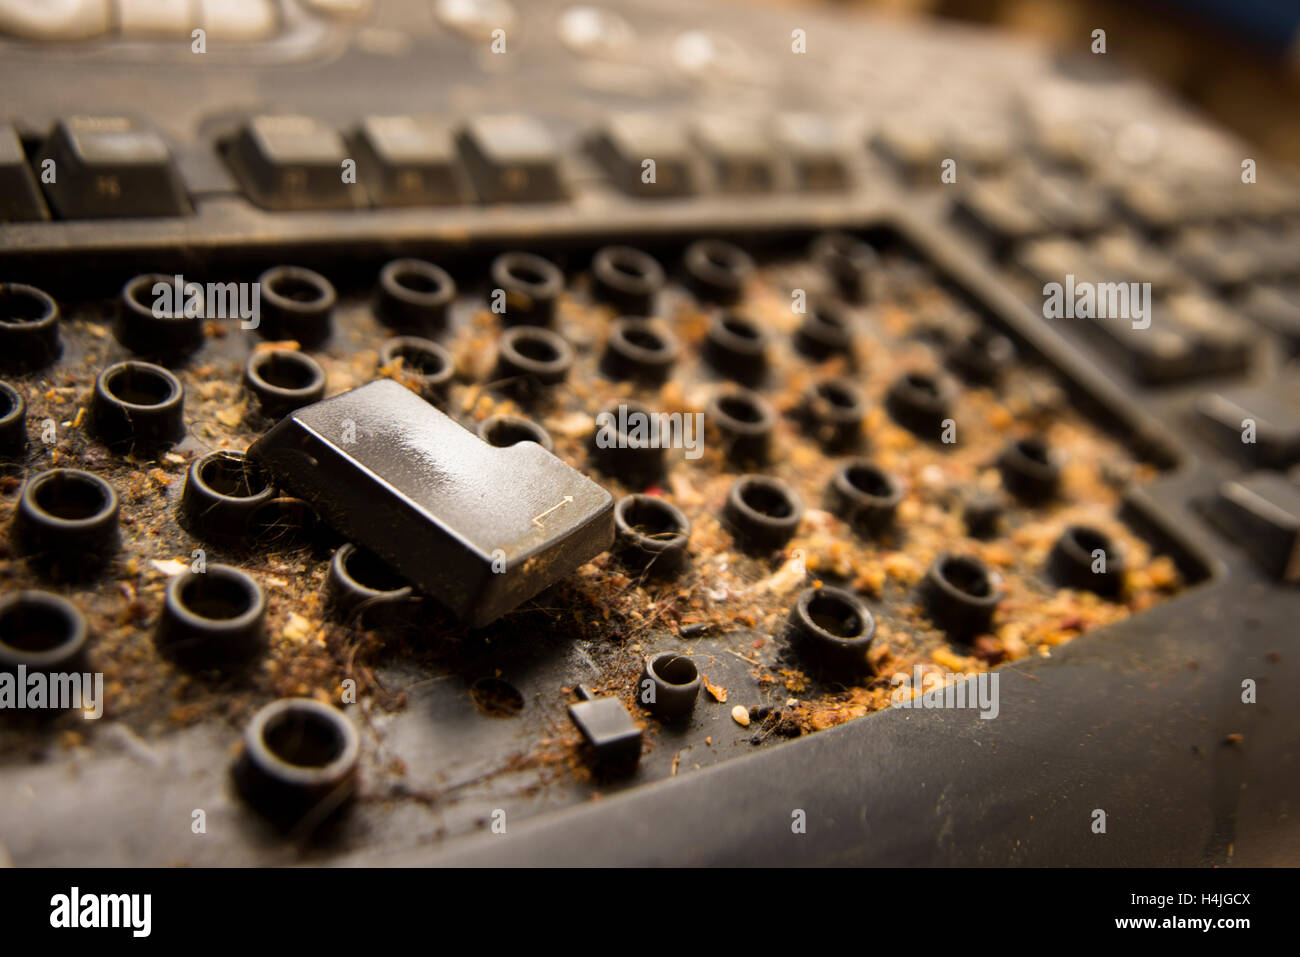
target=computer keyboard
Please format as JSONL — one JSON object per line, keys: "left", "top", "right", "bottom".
{"left": 1, "top": 0, "right": 1297, "bottom": 867}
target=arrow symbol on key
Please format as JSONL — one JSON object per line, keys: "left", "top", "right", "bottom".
{"left": 533, "top": 495, "right": 574, "bottom": 528}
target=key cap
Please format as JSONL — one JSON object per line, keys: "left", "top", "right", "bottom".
{"left": 0, "top": 124, "right": 47, "bottom": 221}
{"left": 952, "top": 178, "right": 1050, "bottom": 254}
{"left": 692, "top": 115, "right": 779, "bottom": 194}
{"left": 770, "top": 113, "right": 853, "bottom": 192}
{"left": 1208, "top": 471, "right": 1300, "bottom": 583}
{"left": 1242, "top": 284, "right": 1300, "bottom": 356}
{"left": 870, "top": 119, "right": 945, "bottom": 186}
{"left": 568, "top": 688, "right": 642, "bottom": 768}
{"left": 36, "top": 116, "right": 190, "bottom": 219}
{"left": 587, "top": 113, "right": 700, "bottom": 198}
{"left": 352, "top": 115, "right": 467, "bottom": 207}
{"left": 227, "top": 114, "right": 357, "bottom": 211}
{"left": 457, "top": 115, "right": 566, "bottom": 204}
{"left": 249, "top": 379, "right": 614, "bottom": 626}
{"left": 1196, "top": 384, "right": 1300, "bottom": 468}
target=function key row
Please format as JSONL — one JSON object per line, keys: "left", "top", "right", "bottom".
{"left": 0, "top": 111, "right": 861, "bottom": 222}
{"left": 226, "top": 113, "right": 577, "bottom": 209}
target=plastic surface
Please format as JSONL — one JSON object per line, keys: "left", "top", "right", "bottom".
{"left": 249, "top": 379, "right": 614, "bottom": 626}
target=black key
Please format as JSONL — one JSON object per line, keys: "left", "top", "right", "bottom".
{"left": 952, "top": 178, "right": 1050, "bottom": 254}
{"left": 1114, "top": 176, "right": 1226, "bottom": 233}
{"left": 249, "top": 379, "right": 613, "bottom": 626}
{"left": 1171, "top": 225, "right": 1259, "bottom": 287}
{"left": 1208, "top": 471, "right": 1300, "bottom": 583}
{"left": 1021, "top": 170, "right": 1111, "bottom": 233}
{"left": 568, "top": 693, "right": 642, "bottom": 768}
{"left": 1031, "top": 119, "right": 1096, "bottom": 172}
{"left": 947, "top": 116, "right": 1012, "bottom": 173}
{"left": 228, "top": 114, "right": 357, "bottom": 211}
{"left": 870, "top": 119, "right": 944, "bottom": 186}
{"left": 1088, "top": 231, "right": 1188, "bottom": 295}
{"left": 770, "top": 113, "right": 852, "bottom": 192}
{"left": 1086, "top": 290, "right": 1253, "bottom": 384}
{"left": 1088, "top": 311, "right": 1200, "bottom": 383}
{"left": 457, "top": 115, "right": 567, "bottom": 204}
{"left": 692, "top": 116, "right": 778, "bottom": 193}
{"left": 875, "top": 114, "right": 1012, "bottom": 180}
{"left": 1164, "top": 292, "right": 1255, "bottom": 379}
{"left": 1013, "top": 236, "right": 1094, "bottom": 288}
{"left": 1112, "top": 178, "right": 1182, "bottom": 232}
{"left": 1242, "top": 284, "right": 1300, "bottom": 355}
{"left": 587, "top": 113, "right": 700, "bottom": 198}
{"left": 1196, "top": 384, "right": 1300, "bottom": 468}
{"left": 352, "top": 115, "right": 467, "bottom": 207}
{"left": 36, "top": 116, "right": 189, "bottom": 218}
{"left": 1021, "top": 246, "right": 1254, "bottom": 384}
{"left": 0, "top": 124, "right": 47, "bottom": 221}
{"left": 956, "top": 166, "right": 1109, "bottom": 254}
{"left": 1233, "top": 221, "right": 1299, "bottom": 278}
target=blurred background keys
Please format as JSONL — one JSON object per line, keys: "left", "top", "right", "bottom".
{"left": 0, "top": 0, "right": 110, "bottom": 41}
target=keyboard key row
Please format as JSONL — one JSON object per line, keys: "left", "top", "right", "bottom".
{"left": 0, "top": 111, "right": 865, "bottom": 221}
